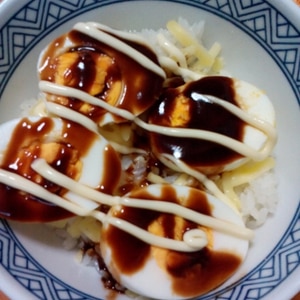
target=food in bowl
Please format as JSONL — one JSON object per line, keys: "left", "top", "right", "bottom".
{"left": 0, "top": 19, "right": 277, "bottom": 299}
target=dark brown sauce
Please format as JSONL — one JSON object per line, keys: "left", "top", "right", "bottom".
{"left": 0, "top": 117, "right": 73, "bottom": 221}
{"left": 167, "top": 248, "right": 241, "bottom": 297}
{"left": 0, "top": 117, "right": 121, "bottom": 222}
{"left": 148, "top": 76, "right": 246, "bottom": 174}
{"left": 39, "top": 29, "right": 164, "bottom": 123}
{"left": 98, "top": 145, "right": 121, "bottom": 195}
{"left": 102, "top": 185, "right": 242, "bottom": 297}
{"left": 0, "top": 185, "right": 71, "bottom": 222}
{"left": 64, "top": 48, "right": 100, "bottom": 93}
{"left": 81, "top": 241, "right": 125, "bottom": 295}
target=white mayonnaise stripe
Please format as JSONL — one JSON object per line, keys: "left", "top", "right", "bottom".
{"left": 107, "top": 140, "right": 147, "bottom": 155}
{"left": 40, "top": 81, "right": 275, "bottom": 161}
{"left": 183, "top": 229, "right": 208, "bottom": 249}
{"left": 46, "top": 102, "right": 146, "bottom": 155}
{"left": 73, "top": 22, "right": 166, "bottom": 79}
{"left": 30, "top": 158, "right": 253, "bottom": 240}
{"left": 46, "top": 102, "right": 98, "bottom": 133}
{"left": 40, "top": 81, "right": 134, "bottom": 120}
{"left": 0, "top": 169, "right": 87, "bottom": 216}
{"left": 203, "top": 94, "right": 277, "bottom": 157}
{"left": 31, "top": 159, "right": 115, "bottom": 206}
{"left": 0, "top": 167, "right": 206, "bottom": 252}
{"left": 86, "top": 22, "right": 153, "bottom": 47}
{"left": 120, "top": 197, "right": 253, "bottom": 240}
{"left": 135, "top": 119, "right": 269, "bottom": 160}
{"left": 94, "top": 211, "right": 208, "bottom": 252}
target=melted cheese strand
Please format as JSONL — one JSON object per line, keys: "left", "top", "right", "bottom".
{"left": 221, "top": 157, "right": 276, "bottom": 208}
{"left": 166, "top": 20, "right": 215, "bottom": 68}
{"left": 158, "top": 153, "right": 237, "bottom": 211}
{"left": 158, "top": 56, "right": 202, "bottom": 81}
{"left": 157, "top": 33, "right": 188, "bottom": 68}
{"left": 30, "top": 158, "right": 253, "bottom": 240}
{"left": 40, "top": 81, "right": 275, "bottom": 161}
{"left": 107, "top": 140, "right": 147, "bottom": 155}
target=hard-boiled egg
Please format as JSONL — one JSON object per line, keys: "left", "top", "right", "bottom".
{"left": 148, "top": 76, "right": 277, "bottom": 175}
{"left": 38, "top": 22, "right": 165, "bottom": 126}
{"left": 0, "top": 116, "right": 121, "bottom": 222}
{"left": 100, "top": 183, "right": 249, "bottom": 300}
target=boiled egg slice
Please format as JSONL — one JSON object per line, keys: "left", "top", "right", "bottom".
{"left": 38, "top": 22, "right": 165, "bottom": 126}
{"left": 0, "top": 116, "right": 121, "bottom": 222}
{"left": 148, "top": 76, "right": 277, "bottom": 175}
{"left": 100, "top": 183, "right": 249, "bottom": 300}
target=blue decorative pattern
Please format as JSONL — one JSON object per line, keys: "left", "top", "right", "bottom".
{"left": 0, "top": 0, "right": 299, "bottom": 299}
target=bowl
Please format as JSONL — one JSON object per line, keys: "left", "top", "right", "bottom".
{"left": 0, "top": 0, "right": 299, "bottom": 299}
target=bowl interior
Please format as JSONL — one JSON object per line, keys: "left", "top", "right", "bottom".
{"left": 0, "top": 1, "right": 299, "bottom": 300}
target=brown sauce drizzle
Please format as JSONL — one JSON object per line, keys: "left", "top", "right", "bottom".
{"left": 39, "top": 29, "right": 164, "bottom": 123}
{"left": 81, "top": 241, "right": 126, "bottom": 295}
{"left": 168, "top": 248, "right": 241, "bottom": 297}
{"left": 103, "top": 185, "right": 242, "bottom": 297}
{"left": 98, "top": 145, "right": 121, "bottom": 195}
{"left": 0, "top": 117, "right": 121, "bottom": 222}
{"left": 149, "top": 76, "right": 246, "bottom": 173}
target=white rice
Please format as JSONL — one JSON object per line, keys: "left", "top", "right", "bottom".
{"left": 240, "top": 169, "right": 278, "bottom": 228}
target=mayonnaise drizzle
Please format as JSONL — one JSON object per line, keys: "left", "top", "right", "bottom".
{"left": 45, "top": 102, "right": 146, "bottom": 155}
{"left": 1, "top": 21, "right": 278, "bottom": 254}
{"left": 73, "top": 22, "right": 166, "bottom": 79}
{"left": 0, "top": 161, "right": 253, "bottom": 252}
{"left": 30, "top": 158, "right": 254, "bottom": 240}
{"left": 0, "top": 166, "right": 206, "bottom": 252}
{"left": 41, "top": 81, "right": 277, "bottom": 210}
{"left": 46, "top": 101, "right": 98, "bottom": 133}
{"left": 39, "top": 22, "right": 276, "bottom": 163}
{"left": 196, "top": 94, "right": 277, "bottom": 159}
{"left": 40, "top": 80, "right": 277, "bottom": 161}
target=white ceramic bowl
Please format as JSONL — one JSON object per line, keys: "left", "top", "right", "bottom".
{"left": 0, "top": 1, "right": 299, "bottom": 299}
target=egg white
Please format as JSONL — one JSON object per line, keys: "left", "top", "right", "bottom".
{"left": 100, "top": 184, "right": 249, "bottom": 300}
{"left": 0, "top": 116, "right": 112, "bottom": 210}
